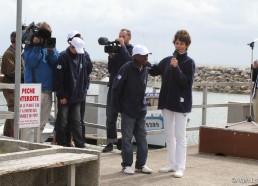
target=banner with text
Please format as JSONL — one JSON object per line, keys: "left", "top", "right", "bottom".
{"left": 19, "top": 84, "right": 41, "bottom": 128}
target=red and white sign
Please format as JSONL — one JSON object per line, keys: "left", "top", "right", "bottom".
{"left": 19, "top": 84, "right": 41, "bottom": 128}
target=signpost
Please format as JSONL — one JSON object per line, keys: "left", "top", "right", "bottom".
{"left": 19, "top": 84, "right": 41, "bottom": 128}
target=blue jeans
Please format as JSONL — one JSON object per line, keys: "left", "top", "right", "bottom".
{"left": 106, "top": 87, "right": 119, "bottom": 143}
{"left": 56, "top": 102, "right": 85, "bottom": 148}
{"left": 121, "top": 113, "right": 148, "bottom": 169}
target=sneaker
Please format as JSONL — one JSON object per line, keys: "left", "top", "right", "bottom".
{"left": 159, "top": 166, "right": 175, "bottom": 173}
{"left": 136, "top": 165, "right": 153, "bottom": 174}
{"left": 173, "top": 170, "right": 184, "bottom": 178}
{"left": 102, "top": 143, "right": 113, "bottom": 153}
{"left": 122, "top": 166, "right": 134, "bottom": 175}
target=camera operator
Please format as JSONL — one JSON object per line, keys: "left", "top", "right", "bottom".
{"left": 102, "top": 28, "right": 133, "bottom": 153}
{"left": 23, "top": 21, "right": 58, "bottom": 142}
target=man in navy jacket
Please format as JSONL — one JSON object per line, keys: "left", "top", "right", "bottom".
{"left": 55, "top": 37, "right": 91, "bottom": 148}
{"left": 111, "top": 45, "right": 153, "bottom": 175}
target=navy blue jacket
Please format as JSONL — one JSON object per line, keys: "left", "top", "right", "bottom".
{"left": 108, "top": 44, "right": 133, "bottom": 87}
{"left": 55, "top": 48, "right": 92, "bottom": 103}
{"left": 112, "top": 61, "right": 148, "bottom": 119}
{"left": 148, "top": 52, "right": 195, "bottom": 113}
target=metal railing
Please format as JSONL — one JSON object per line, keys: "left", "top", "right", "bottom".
{"left": 84, "top": 81, "right": 251, "bottom": 134}
{"left": 0, "top": 81, "right": 251, "bottom": 135}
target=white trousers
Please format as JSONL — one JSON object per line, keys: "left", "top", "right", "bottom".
{"left": 162, "top": 109, "right": 188, "bottom": 171}
{"left": 24, "top": 92, "right": 52, "bottom": 142}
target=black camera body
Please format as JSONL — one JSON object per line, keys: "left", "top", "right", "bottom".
{"left": 22, "top": 22, "right": 56, "bottom": 48}
{"left": 98, "top": 37, "right": 119, "bottom": 53}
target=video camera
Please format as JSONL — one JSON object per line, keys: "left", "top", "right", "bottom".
{"left": 98, "top": 37, "right": 119, "bottom": 53}
{"left": 22, "top": 22, "right": 56, "bottom": 48}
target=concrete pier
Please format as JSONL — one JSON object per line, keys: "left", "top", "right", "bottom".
{"left": 98, "top": 146, "right": 258, "bottom": 186}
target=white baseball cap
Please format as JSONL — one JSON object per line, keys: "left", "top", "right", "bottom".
{"left": 132, "top": 45, "right": 152, "bottom": 56}
{"left": 70, "top": 37, "right": 85, "bottom": 54}
{"left": 67, "top": 30, "right": 80, "bottom": 41}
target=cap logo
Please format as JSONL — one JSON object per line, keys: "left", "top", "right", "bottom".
{"left": 56, "top": 64, "right": 62, "bottom": 69}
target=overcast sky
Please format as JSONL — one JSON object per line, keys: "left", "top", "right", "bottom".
{"left": 1, "top": 0, "right": 258, "bottom": 67}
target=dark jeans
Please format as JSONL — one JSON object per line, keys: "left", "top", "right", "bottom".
{"left": 121, "top": 113, "right": 148, "bottom": 169}
{"left": 56, "top": 102, "right": 85, "bottom": 148}
{"left": 106, "top": 87, "right": 119, "bottom": 143}
{"left": 80, "top": 99, "right": 86, "bottom": 141}
{"left": 54, "top": 99, "right": 86, "bottom": 143}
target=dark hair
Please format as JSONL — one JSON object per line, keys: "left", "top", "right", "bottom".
{"left": 10, "top": 31, "right": 16, "bottom": 44}
{"left": 173, "top": 29, "right": 191, "bottom": 47}
{"left": 120, "top": 28, "right": 131, "bottom": 37}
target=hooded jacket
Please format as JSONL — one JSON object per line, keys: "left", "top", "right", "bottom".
{"left": 23, "top": 45, "right": 58, "bottom": 91}
{"left": 55, "top": 48, "right": 92, "bottom": 103}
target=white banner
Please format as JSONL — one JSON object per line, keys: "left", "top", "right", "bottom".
{"left": 19, "top": 84, "right": 41, "bottom": 128}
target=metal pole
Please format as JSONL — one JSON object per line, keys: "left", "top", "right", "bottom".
{"left": 249, "top": 46, "right": 254, "bottom": 118}
{"left": 202, "top": 85, "right": 207, "bottom": 125}
{"left": 13, "top": 0, "right": 22, "bottom": 139}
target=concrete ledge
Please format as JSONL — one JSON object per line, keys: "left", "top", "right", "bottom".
{"left": 0, "top": 138, "right": 101, "bottom": 186}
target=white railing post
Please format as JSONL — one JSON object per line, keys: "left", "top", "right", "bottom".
{"left": 202, "top": 85, "right": 208, "bottom": 125}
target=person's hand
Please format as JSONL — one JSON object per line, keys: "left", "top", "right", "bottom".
{"left": 32, "top": 36, "right": 41, "bottom": 45}
{"left": 108, "top": 53, "right": 113, "bottom": 58}
{"left": 170, "top": 57, "right": 178, "bottom": 68}
{"left": 60, "top": 98, "right": 67, "bottom": 105}
{"left": 116, "top": 37, "right": 125, "bottom": 46}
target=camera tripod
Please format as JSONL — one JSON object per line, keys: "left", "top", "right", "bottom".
{"left": 225, "top": 41, "right": 258, "bottom": 128}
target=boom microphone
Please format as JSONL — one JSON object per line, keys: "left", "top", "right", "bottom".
{"left": 98, "top": 37, "right": 109, "bottom": 45}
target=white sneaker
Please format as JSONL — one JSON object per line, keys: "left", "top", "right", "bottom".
{"left": 173, "top": 170, "right": 184, "bottom": 178}
{"left": 123, "top": 166, "right": 134, "bottom": 175}
{"left": 159, "top": 166, "right": 175, "bottom": 173}
{"left": 136, "top": 165, "right": 153, "bottom": 174}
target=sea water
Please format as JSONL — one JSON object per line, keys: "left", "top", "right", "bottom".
{"left": 0, "top": 87, "right": 250, "bottom": 145}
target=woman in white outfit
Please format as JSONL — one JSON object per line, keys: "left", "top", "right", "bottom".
{"left": 148, "top": 29, "right": 195, "bottom": 178}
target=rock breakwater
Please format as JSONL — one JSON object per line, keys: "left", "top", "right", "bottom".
{"left": 91, "top": 62, "right": 251, "bottom": 94}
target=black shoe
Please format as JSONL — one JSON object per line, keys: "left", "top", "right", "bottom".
{"left": 115, "top": 140, "right": 122, "bottom": 150}
{"left": 102, "top": 143, "right": 113, "bottom": 153}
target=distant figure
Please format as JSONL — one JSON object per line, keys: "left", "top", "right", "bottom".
{"left": 23, "top": 22, "right": 59, "bottom": 142}
{"left": 55, "top": 37, "right": 91, "bottom": 148}
{"left": 1, "top": 31, "right": 24, "bottom": 137}
{"left": 102, "top": 28, "right": 133, "bottom": 153}
{"left": 252, "top": 59, "right": 258, "bottom": 123}
{"left": 112, "top": 45, "right": 153, "bottom": 175}
{"left": 148, "top": 30, "right": 195, "bottom": 178}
